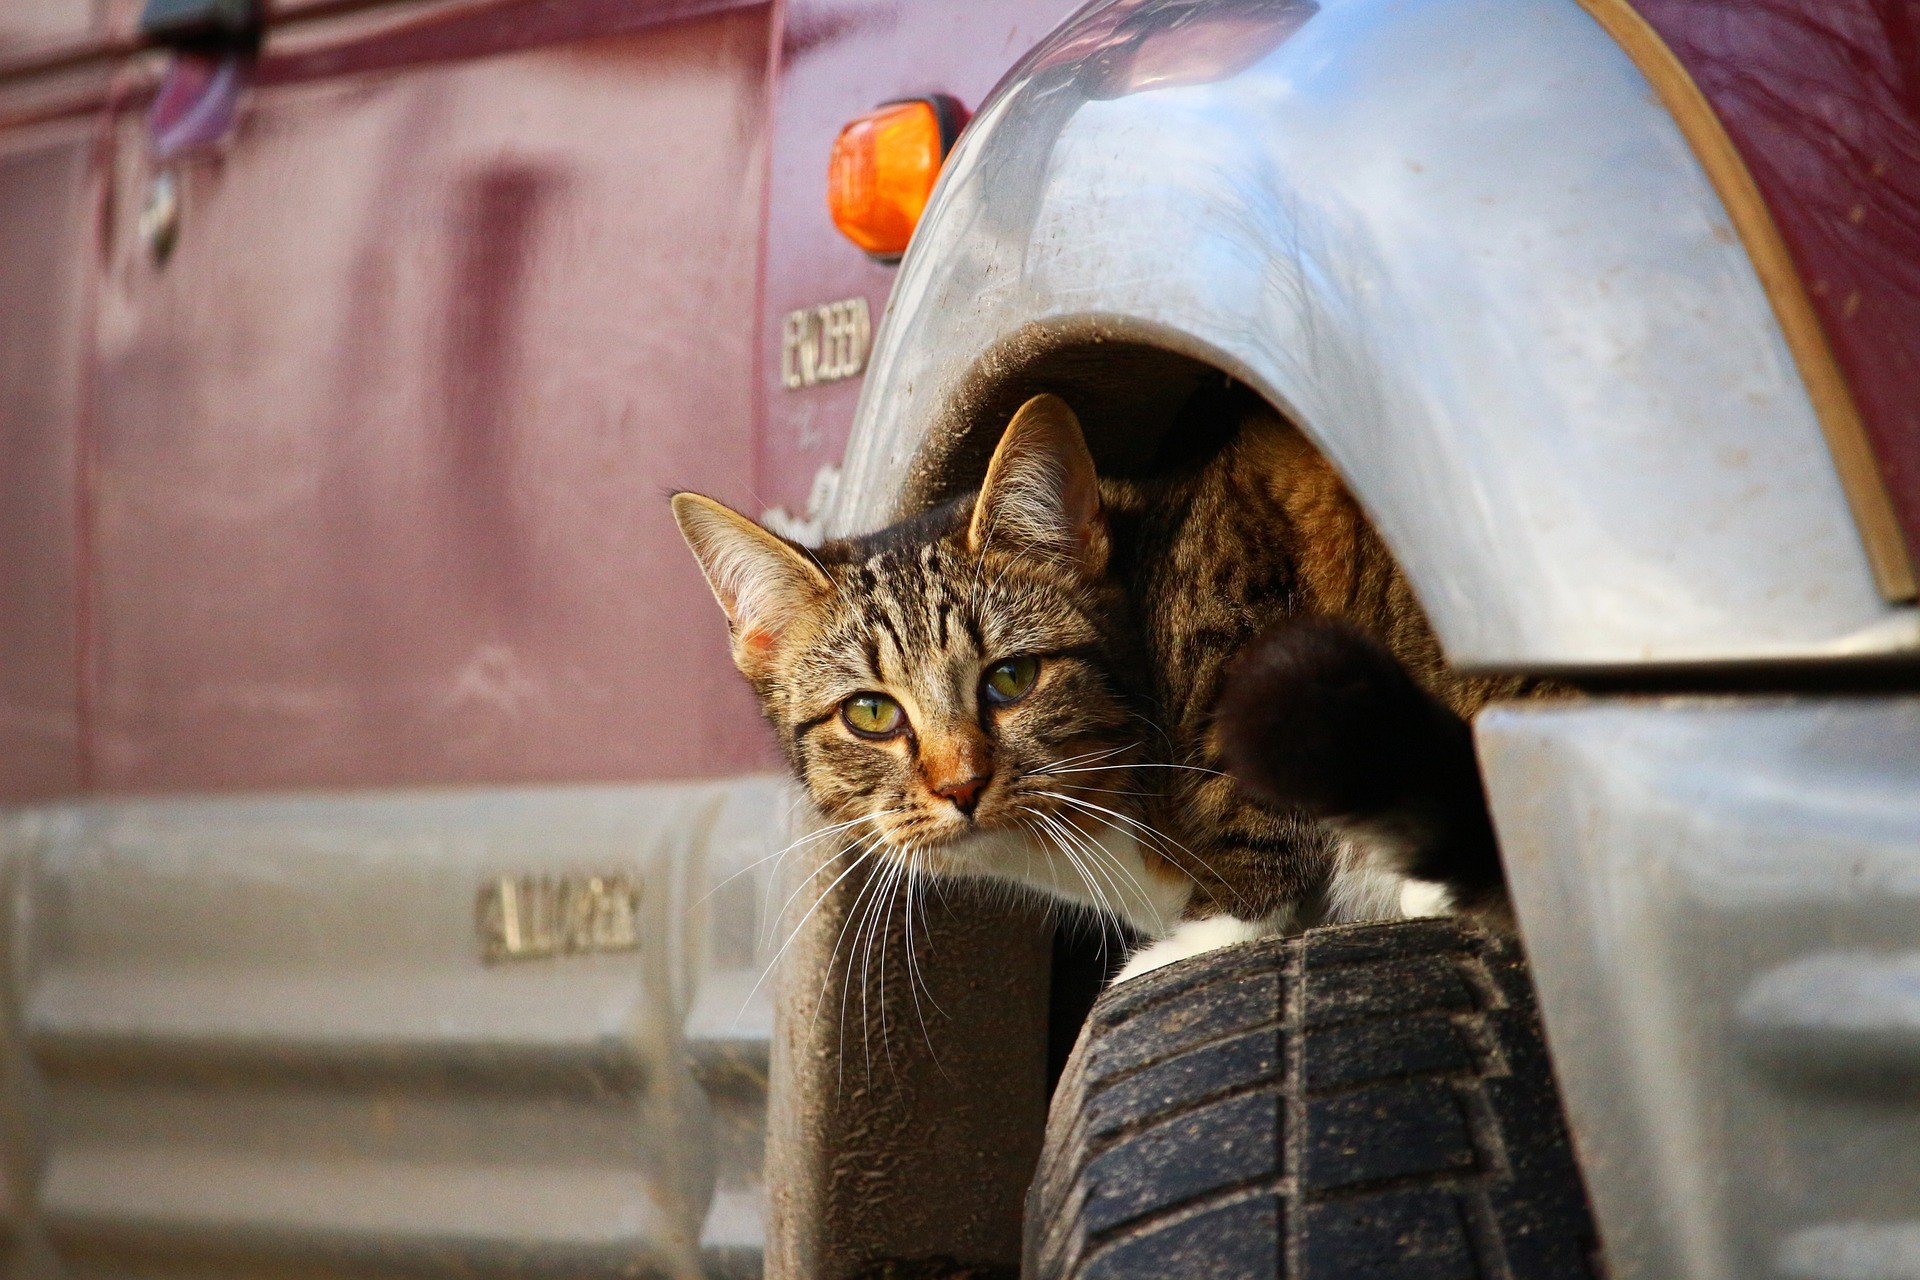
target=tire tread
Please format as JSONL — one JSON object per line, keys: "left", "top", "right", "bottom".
{"left": 1025, "top": 919, "right": 1602, "bottom": 1280}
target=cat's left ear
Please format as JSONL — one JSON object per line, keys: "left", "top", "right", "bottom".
{"left": 968, "top": 394, "right": 1108, "bottom": 575}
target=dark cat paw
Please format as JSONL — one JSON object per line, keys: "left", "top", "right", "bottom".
{"left": 1214, "top": 618, "right": 1508, "bottom": 917}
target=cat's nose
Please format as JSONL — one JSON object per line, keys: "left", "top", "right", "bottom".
{"left": 933, "top": 771, "right": 992, "bottom": 816}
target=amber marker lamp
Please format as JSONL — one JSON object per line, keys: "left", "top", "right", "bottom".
{"left": 827, "top": 95, "right": 968, "bottom": 261}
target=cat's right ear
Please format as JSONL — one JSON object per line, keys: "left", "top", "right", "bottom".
{"left": 671, "top": 493, "right": 833, "bottom": 673}
{"left": 968, "top": 393, "right": 1108, "bottom": 574}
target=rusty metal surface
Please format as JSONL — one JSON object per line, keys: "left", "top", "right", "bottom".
{"left": 85, "top": 3, "right": 777, "bottom": 793}
{"left": 0, "top": 777, "right": 786, "bottom": 1278}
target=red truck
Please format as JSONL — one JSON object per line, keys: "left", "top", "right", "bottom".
{"left": 2, "top": 0, "right": 1918, "bottom": 1277}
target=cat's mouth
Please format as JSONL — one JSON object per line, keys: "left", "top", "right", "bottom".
{"left": 896, "top": 819, "right": 1029, "bottom": 879}
{"left": 897, "top": 802, "right": 1141, "bottom": 893}
{"left": 863, "top": 796, "right": 1028, "bottom": 873}
{"left": 909, "top": 781, "right": 1137, "bottom": 865}
{"left": 900, "top": 800, "right": 1011, "bottom": 847}
{"left": 855, "top": 752, "right": 1146, "bottom": 878}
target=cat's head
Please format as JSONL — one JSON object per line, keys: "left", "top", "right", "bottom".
{"left": 671, "top": 395, "right": 1141, "bottom": 875}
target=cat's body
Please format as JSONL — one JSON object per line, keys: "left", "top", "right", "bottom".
{"left": 1101, "top": 419, "right": 1512, "bottom": 922}
{"left": 673, "top": 394, "right": 1518, "bottom": 980}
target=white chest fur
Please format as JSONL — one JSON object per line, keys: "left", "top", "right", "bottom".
{"left": 940, "top": 826, "right": 1448, "bottom": 985}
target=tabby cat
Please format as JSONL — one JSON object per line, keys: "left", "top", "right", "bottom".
{"left": 672, "top": 394, "right": 1516, "bottom": 980}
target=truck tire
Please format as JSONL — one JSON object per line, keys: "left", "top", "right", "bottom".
{"left": 1024, "top": 918, "right": 1601, "bottom": 1280}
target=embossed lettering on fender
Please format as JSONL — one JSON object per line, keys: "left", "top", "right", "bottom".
{"left": 782, "top": 297, "right": 871, "bottom": 388}
{"left": 477, "top": 873, "right": 642, "bottom": 962}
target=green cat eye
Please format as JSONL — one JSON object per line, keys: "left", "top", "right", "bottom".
{"left": 983, "top": 655, "right": 1040, "bottom": 705}
{"left": 842, "top": 693, "right": 905, "bottom": 738}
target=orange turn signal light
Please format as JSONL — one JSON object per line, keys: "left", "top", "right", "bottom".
{"left": 828, "top": 96, "right": 966, "bottom": 260}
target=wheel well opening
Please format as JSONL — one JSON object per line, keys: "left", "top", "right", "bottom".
{"left": 901, "top": 336, "right": 1269, "bottom": 512}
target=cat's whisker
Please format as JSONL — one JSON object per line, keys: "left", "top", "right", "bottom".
{"left": 1060, "top": 814, "right": 1165, "bottom": 928}
{"left": 1119, "top": 706, "right": 1180, "bottom": 756}
{"left": 1049, "top": 745, "right": 1136, "bottom": 769}
{"left": 1030, "top": 807, "right": 1149, "bottom": 927}
{"left": 825, "top": 840, "right": 900, "bottom": 1077}
{"left": 751, "top": 836, "right": 870, "bottom": 959}
{"left": 1048, "top": 801, "right": 1198, "bottom": 925}
{"left": 758, "top": 812, "right": 907, "bottom": 950}
{"left": 898, "top": 844, "right": 949, "bottom": 1067}
{"left": 1035, "top": 814, "right": 1115, "bottom": 921}
{"left": 851, "top": 859, "right": 884, "bottom": 1078}
{"left": 822, "top": 836, "right": 892, "bottom": 1014}
{"left": 1038, "top": 787, "right": 1219, "bottom": 884}
{"left": 702, "top": 809, "right": 898, "bottom": 915}
{"left": 883, "top": 849, "right": 923, "bottom": 1077}
{"left": 1032, "top": 742, "right": 1142, "bottom": 774}
{"left": 1050, "top": 827, "right": 1138, "bottom": 929}
{"left": 901, "top": 843, "right": 950, "bottom": 1019}
{"left": 1047, "top": 789, "right": 1253, "bottom": 912}
{"left": 1013, "top": 745, "right": 1150, "bottom": 811}
{"left": 1033, "top": 808, "right": 1130, "bottom": 916}
{"left": 853, "top": 855, "right": 889, "bottom": 1080}
{"left": 1038, "top": 789, "right": 1258, "bottom": 917}
{"left": 1038, "top": 790, "right": 1191, "bottom": 858}
{"left": 844, "top": 842, "right": 915, "bottom": 1081}
{"left": 1027, "top": 814, "right": 1122, "bottom": 931}
{"left": 749, "top": 831, "right": 894, "bottom": 1027}
{"left": 880, "top": 850, "right": 921, "bottom": 1077}
{"left": 869, "top": 849, "right": 912, "bottom": 1079}
{"left": 1017, "top": 812, "right": 1105, "bottom": 922}
{"left": 1049, "top": 762, "right": 1229, "bottom": 779}
{"left": 1050, "top": 789, "right": 1233, "bottom": 886}
{"left": 1050, "top": 780, "right": 1158, "bottom": 798}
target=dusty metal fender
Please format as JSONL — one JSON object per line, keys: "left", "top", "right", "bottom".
{"left": 830, "top": 0, "right": 1920, "bottom": 672}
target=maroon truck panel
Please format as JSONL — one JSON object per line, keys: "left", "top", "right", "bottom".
{"left": 0, "top": 0, "right": 103, "bottom": 72}
{"left": 79, "top": 2, "right": 780, "bottom": 793}
{"left": 1634, "top": 0, "right": 1920, "bottom": 569}
{"left": 0, "top": 122, "right": 94, "bottom": 802}
{"left": 757, "top": 0, "right": 1085, "bottom": 522}
{"left": 7, "top": 0, "right": 1915, "bottom": 801}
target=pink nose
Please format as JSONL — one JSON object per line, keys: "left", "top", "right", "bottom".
{"left": 933, "top": 772, "right": 992, "bottom": 815}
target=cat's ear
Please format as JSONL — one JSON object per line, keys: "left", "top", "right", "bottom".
{"left": 968, "top": 394, "right": 1108, "bottom": 574}
{"left": 672, "top": 493, "right": 833, "bottom": 672}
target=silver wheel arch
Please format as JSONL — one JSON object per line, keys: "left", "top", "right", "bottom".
{"left": 832, "top": 0, "right": 1919, "bottom": 673}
